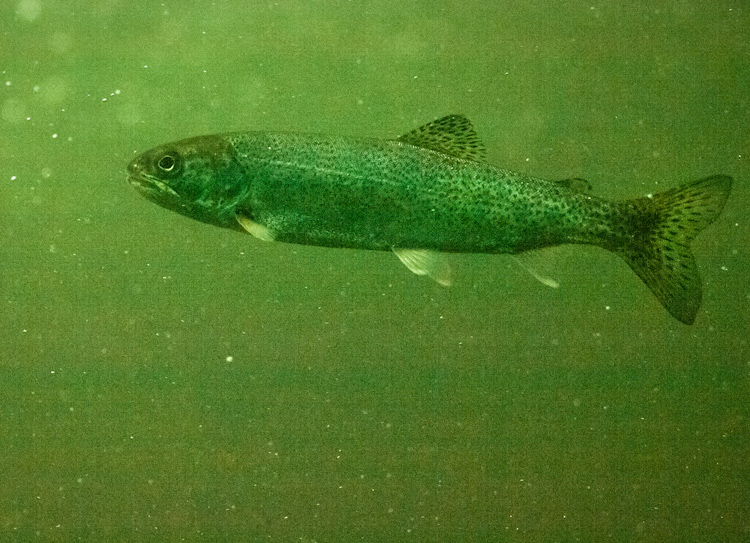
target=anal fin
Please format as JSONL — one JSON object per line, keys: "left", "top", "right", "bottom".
{"left": 512, "top": 252, "right": 560, "bottom": 289}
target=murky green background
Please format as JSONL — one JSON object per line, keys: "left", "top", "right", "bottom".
{"left": 2, "top": 0, "right": 749, "bottom": 541}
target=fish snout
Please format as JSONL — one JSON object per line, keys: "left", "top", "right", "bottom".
{"left": 127, "top": 153, "right": 147, "bottom": 177}
{"left": 126, "top": 155, "right": 155, "bottom": 197}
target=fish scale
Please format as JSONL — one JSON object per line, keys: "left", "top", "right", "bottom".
{"left": 127, "top": 115, "right": 732, "bottom": 324}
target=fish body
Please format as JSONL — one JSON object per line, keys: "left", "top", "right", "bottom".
{"left": 127, "top": 115, "right": 732, "bottom": 324}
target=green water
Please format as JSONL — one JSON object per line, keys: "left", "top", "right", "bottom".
{"left": 2, "top": 1, "right": 749, "bottom": 541}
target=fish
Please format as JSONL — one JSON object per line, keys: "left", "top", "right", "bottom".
{"left": 127, "top": 114, "right": 732, "bottom": 324}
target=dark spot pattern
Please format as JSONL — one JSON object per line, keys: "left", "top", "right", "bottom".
{"left": 612, "top": 175, "right": 732, "bottom": 324}
{"left": 128, "top": 116, "right": 731, "bottom": 324}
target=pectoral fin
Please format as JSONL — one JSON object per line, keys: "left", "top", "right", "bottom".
{"left": 393, "top": 248, "right": 452, "bottom": 287}
{"left": 236, "top": 214, "right": 276, "bottom": 241}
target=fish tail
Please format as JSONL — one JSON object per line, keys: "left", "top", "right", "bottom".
{"left": 615, "top": 175, "right": 732, "bottom": 324}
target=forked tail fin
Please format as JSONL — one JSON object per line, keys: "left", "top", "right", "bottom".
{"left": 616, "top": 175, "right": 732, "bottom": 324}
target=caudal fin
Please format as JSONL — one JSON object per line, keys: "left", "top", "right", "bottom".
{"left": 616, "top": 175, "right": 732, "bottom": 324}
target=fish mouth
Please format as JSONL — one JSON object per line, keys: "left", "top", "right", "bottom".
{"left": 127, "top": 161, "right": 180, "bottom": 199}
{"left": 128, "top": 174, "right": 177, "bottom": 197}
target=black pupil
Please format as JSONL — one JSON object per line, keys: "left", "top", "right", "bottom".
{"left": 158, "top": 155, "right": 176, "bottom": 171}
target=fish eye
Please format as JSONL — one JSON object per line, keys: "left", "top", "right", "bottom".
{"left": 156, "top": 153, "right": 180, "bottom": 174}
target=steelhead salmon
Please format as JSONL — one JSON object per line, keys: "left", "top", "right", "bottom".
{"left": 127, "top": 115, "right": 732, "bottom": 324}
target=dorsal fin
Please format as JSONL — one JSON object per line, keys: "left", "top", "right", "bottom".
{"left": 396, "top": 115, "right": 486, "bottom": 162}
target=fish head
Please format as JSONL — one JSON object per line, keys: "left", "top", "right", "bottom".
{"left": 127, "top": 135, "right": 245, "bottom": 229}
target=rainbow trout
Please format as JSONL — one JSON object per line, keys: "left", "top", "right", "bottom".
{"left": 127, "top": 115, "right": 731, "bottom": 324}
